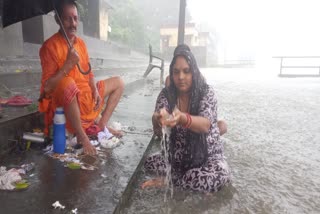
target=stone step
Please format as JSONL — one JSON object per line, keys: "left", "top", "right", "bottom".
{"left": 0, "top": 57, "right": 41, "bottom": 73}
{"left": 0, "top": 66, "right": 148, "bottom": 90}
{"left": 0, "top": 57, "right": 149, "bottom": 73}
{"left": 90, "top": 57, "right": 147, "bottom": 69}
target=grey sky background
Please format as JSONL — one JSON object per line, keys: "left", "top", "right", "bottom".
{"left": 188, "top": 0, "right": 320, "bottom": 60}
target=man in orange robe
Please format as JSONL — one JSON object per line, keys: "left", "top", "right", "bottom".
{"left": 39, "top": 0, "right": 124, "bottom": 155}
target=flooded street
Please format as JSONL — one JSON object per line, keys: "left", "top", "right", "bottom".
{"left": 123, "top": 68, "right": 320, "bottom": 214}
{"left": 0, "top": 67, "right": 319, "bottom": 213}
{"left": 2, "top": 0, "right": 319, "bottom": 213}
{"left": 208, "top": 68, "right": 320, "bottom": 213}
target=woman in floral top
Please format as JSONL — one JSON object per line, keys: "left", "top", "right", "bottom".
{"left": 144, "top": 44, "right": 231, "bottom": 192}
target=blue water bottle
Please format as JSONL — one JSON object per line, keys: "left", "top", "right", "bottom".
{"left": 53, "top": 107, "right": 66, "bottom": 154}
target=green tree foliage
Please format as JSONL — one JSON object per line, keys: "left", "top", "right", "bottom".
{"left": 108, "top": 0, "right": 147, "bottom": 49}
{"left": 78, "top": 0, "right": 191, "bottom": 51}
{"left": 77, "top": 0, "right": 88, "bottom": 23}
{"left": 108, "top": 0, "right": 191, "bottom": 51}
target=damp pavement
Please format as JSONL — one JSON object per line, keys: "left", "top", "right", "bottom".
{"left": 0, "top": 70, "right": 164, "bottom": 213}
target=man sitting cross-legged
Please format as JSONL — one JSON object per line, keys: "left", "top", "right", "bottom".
{"left": 38, "top": 0, "right": 124, "bottom": 155}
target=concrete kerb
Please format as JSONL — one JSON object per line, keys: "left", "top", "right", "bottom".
{"left": 113, "top": 135, "right": 157, "bottom": 214}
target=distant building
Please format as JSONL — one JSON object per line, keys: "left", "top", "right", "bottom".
{"left": 84, "top": 0, "right": 112, "bottom": 41}
{"left": 160, "top": 23, "right": 214, "bottom": 67}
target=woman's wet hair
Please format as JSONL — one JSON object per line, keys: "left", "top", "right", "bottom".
{"left": 173, "top": 44, "right": 191, "bottom": 56}
{"left": 168, "top": 44, "right": 206, "bottom": 99}
{"left": 164, "top": 44, "right": 209, "bottom": 171}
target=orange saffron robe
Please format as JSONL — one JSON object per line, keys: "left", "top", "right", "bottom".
{"left": 39, "top": 32, "right": 105, "bottom": 135}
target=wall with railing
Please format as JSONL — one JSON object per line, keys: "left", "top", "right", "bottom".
{"left": 273, "top": 56, "right": 320, "bottom": 77}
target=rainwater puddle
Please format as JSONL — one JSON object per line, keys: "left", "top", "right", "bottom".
{"left": 119, "top": 68, "right": 320, "bottom": 214}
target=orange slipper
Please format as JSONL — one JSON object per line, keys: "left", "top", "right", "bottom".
{"left": 141, "top": 178, "right": 165, "bottom": 189}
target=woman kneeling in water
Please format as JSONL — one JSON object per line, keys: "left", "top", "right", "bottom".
{"left": 144, "top": 44, "right": 231, "bottom": 192}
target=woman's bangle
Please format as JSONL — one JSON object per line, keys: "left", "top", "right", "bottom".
{"left": 183, "top": 113, "right": 192, "bottom": 128}
{"left": 186, "top": 114, "right": 192, "bottom": 128}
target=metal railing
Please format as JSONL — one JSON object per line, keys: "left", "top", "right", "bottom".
{"left": 273, "top": 56, "right": 320, "bottom": 77}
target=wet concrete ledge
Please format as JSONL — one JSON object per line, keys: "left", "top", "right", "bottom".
{"left": 114, "top": 136, "right": 157, "bottom": 214}
{"left": 0, "top": 77, "right": 158, "bottom": 213}
{"left": 0, "top": 111, "right": 43, "bottom": 158}
{"left": 278, "top": 74, "right": 320, "bottom": 78}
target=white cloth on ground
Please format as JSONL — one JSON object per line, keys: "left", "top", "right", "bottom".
{"left": 97, "top": 127, "right": 114, "bottom": 141}
{"left": 98, "top": 127, "right": 120, "bottom": 149}
{"left": 0, "top": 166, "right": 22, "bottom": 190}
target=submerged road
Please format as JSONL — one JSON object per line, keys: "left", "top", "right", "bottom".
{"left": 120, "top": 68, "right": 320, "bottom": 214}
{"left": 1, "top": 67, "right": 319, "bottom": 214}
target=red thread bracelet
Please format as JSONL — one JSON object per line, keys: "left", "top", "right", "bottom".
{"left": 183, "top": 113, "right": 192, "bottom": 128}
{"left": 186, "top": 113, "right": 192, "bottom": 128}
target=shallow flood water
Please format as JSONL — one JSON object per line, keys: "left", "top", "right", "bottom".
{"left": 122, "top": 68, "right": 320, "bottom": 214}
